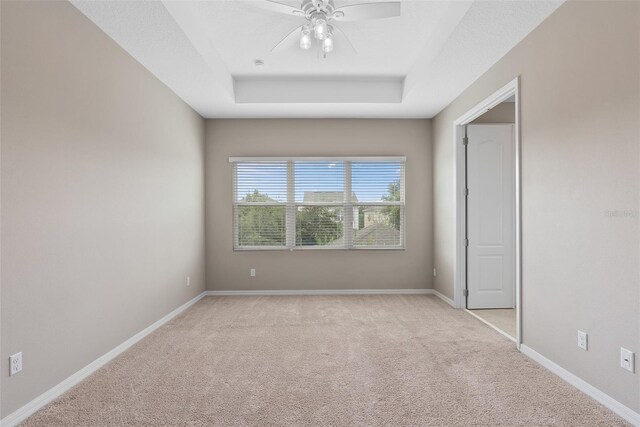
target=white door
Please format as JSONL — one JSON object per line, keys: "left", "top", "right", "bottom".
{"left": 466, "top": 124, "right": 515, "bottom": 309}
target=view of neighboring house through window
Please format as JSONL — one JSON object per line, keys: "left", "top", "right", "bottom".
{"left": 232, "top": 157, "right": 405, "bottom": 250}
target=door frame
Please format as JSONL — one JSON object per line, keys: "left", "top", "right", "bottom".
{"left": 452, "top": 77, "right": 522, "bottom": 349}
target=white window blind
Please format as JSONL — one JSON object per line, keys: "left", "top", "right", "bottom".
{"left": 232, "top": 157, "right": 405, "bottom": 250}
{"left": 234, "top": 162, "right": 287, "bottom": 248}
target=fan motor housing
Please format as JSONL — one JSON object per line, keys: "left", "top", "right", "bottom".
{"left": 301, "top": 0, "right": 335, "bottom": 17}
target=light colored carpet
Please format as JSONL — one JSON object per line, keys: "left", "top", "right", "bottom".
{"left": 23, "top": 295, "right": 627, "bottom": 426}
{"left": 469, "top": 308, "right": 517, "bottom": 339}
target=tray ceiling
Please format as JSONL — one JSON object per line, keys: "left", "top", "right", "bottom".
{"left": 71, "top": 0, "right": 563, "bottom": 118}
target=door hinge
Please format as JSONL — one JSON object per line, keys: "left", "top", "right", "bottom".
{"left": 464, "top": 238, "right": 469, "bottom": 247}
{"left": 465, "top": 188, "right": 469, "bottom": 196}
{"left": 463, "top": 289, "right": 469, "bottom": 297}
{"left": 463, "top": 136, "right": 469, "bottom": 145}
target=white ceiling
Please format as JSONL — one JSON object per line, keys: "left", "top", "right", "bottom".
{"left": 71, "top": 0, "right": 563, "bottom": 118}
{"left": 191, "top": 1, "right": 454, "bottom": 76}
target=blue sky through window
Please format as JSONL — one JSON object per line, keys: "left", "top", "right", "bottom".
{"left": 352, "top": 162, "right": 402, "bottom": 203}
{"left": 236, "top": 161, "right": 402, "bottom": 203}
{"left": 295, "top": 161, "right": 344, "bottom": 202}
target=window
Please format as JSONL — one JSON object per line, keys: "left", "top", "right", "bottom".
{"left": 231, "top": 157, "right": 405, "bottom": 250}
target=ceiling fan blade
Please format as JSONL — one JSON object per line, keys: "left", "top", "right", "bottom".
{"left": 332, "top": 25, "right": 357, "bottom": 55}
{"left": 332, "top": 2, "right": 401, "bottom": 21}
{"left": 245, "top": 0, "right": 304, "bottom": 17}
{"left": 271, "top": 25, "right": 303, "bottom": 53}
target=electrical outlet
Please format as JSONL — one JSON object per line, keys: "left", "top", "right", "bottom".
{"left": 433, "top": 268, "right": 437, "bottom": 277}
{"left": 186, "top": 276, "right": 190, "bottom": 287}
{"left": 577, "top": 331, "right": 588, "bottom": 350}
{"left": 10, "top": 352, "right": 22, "bottom": 376}
{"left": 250, "top": 268, "right": 256, "bottom": 277}
{"left": 620, "top": 348, "right": 635, "bottom": 373}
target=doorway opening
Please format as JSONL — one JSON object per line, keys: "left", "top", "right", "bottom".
{"left": 453, "top": 78, "right": 521, "bottom": 347}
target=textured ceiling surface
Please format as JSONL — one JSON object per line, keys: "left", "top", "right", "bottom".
{"left": 190, "top": 0, "right": 450, "bottom": 76}
{"left": 71, "top": 0, "right": 564, "bottom": 118}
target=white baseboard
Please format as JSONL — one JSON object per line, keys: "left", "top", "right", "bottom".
{"left": 0, "top": 292, "right": 207, "bottom": 427}
{"left": 6, "top": 292, "right": 634, "bottom": 426}
{"left": 205, "top": 288, "right": 432, "bottom": 296}
{"left": 520, "top": 345, "right": 640, "bottom": 426}
{"left": 2, "top": 288, "right": 432, "bottom": 426}
{"left": 430, "top": 289, "right": 455, "bottom": 307}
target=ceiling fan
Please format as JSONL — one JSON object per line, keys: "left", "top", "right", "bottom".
{"left": 248, "top": 0, "right": 401, "bottom": 56}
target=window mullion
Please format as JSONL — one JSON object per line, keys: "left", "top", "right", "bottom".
{"left": 401, "top": 162, "right": 405, "bottom": 248}
{"left": 232, "top": 163, "right": 238, "bottom": 249}
{"left": 343, "top": 161, "right": 353, "bottom": 249}
{"left": 286, "top": 160, "right": 295, "bottom": 249}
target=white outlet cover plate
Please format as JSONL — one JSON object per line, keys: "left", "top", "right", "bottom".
{"left": 620, "top": 348, "right": 635, "bottom": 373}
{"left": 10, "top": 352, "right": 22, "bottom": 376}
{"left": 577, "top": 331, "right": 588, "bottom": 351}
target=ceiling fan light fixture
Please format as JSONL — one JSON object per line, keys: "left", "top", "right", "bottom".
{"left": 322, "top": 36, "right": 333, "bottom": 53}
{"left": 300, "top": 26, "right": 312, "bottom": 50}
{"left": 322, "top": 27, "right": 334, "bottom": 53}
{"left": 313, "top": 17, "right": 327, "bottom": 40}
{"left": 262, "top": 0, "right": 401, "bottom": 57}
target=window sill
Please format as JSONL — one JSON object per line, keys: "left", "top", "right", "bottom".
{"left": 233, "top": 246, "right": 405, "bottom": 252}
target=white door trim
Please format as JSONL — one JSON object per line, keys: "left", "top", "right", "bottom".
{"left": 453, "top": 77, "right": 522, "bottom": 349}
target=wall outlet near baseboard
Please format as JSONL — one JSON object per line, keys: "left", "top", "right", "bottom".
{"left": 433, "top": 268, "right": 437, "bottom": 277}
{"left": 186, "top": 276, "right": 191, "bottom": 287}
{"left": 620, "top": 348, "right": 634, "bottom": 373}
{"left": 250, "top": 268, "right": 256, "bottom": 277}
{"left": 10, "top": 352, "right": 22, "bottom": 376}
{"left": 577, "top": 331, "right": 588, "bottom": 350}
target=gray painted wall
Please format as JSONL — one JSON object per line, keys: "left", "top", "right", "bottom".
{"left": 2, "top": 0, "right": 637, "bottom": 420}
{"left": 204, "top": 119, "right": 433, "bottom": 292}
{"left": 432, "top": 1, "right": 639, "bottom": 412}
{"left": 470, "top": 102, "right": 515, "bottom": 124}
{"left": 1, "top": 1, "right": 206, "bottom": 417}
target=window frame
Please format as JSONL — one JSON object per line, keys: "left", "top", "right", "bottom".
{"left": 231, "top": 156, "right": 406, "bottom": 251}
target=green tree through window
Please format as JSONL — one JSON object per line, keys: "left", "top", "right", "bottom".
{"left": 233, "top": 159, "right": 405, "bottom": 249}
{"left": 237, "top": 190, "right": 285, "bottom": 246}
{"left": 296, "top": 206, "right": 343, "bottom": 246}
{"left": 238, "top": 191, "right": 344, "bottom": 247}
{"left": 382, "top": 179, "right": 401, "bottom": 230}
